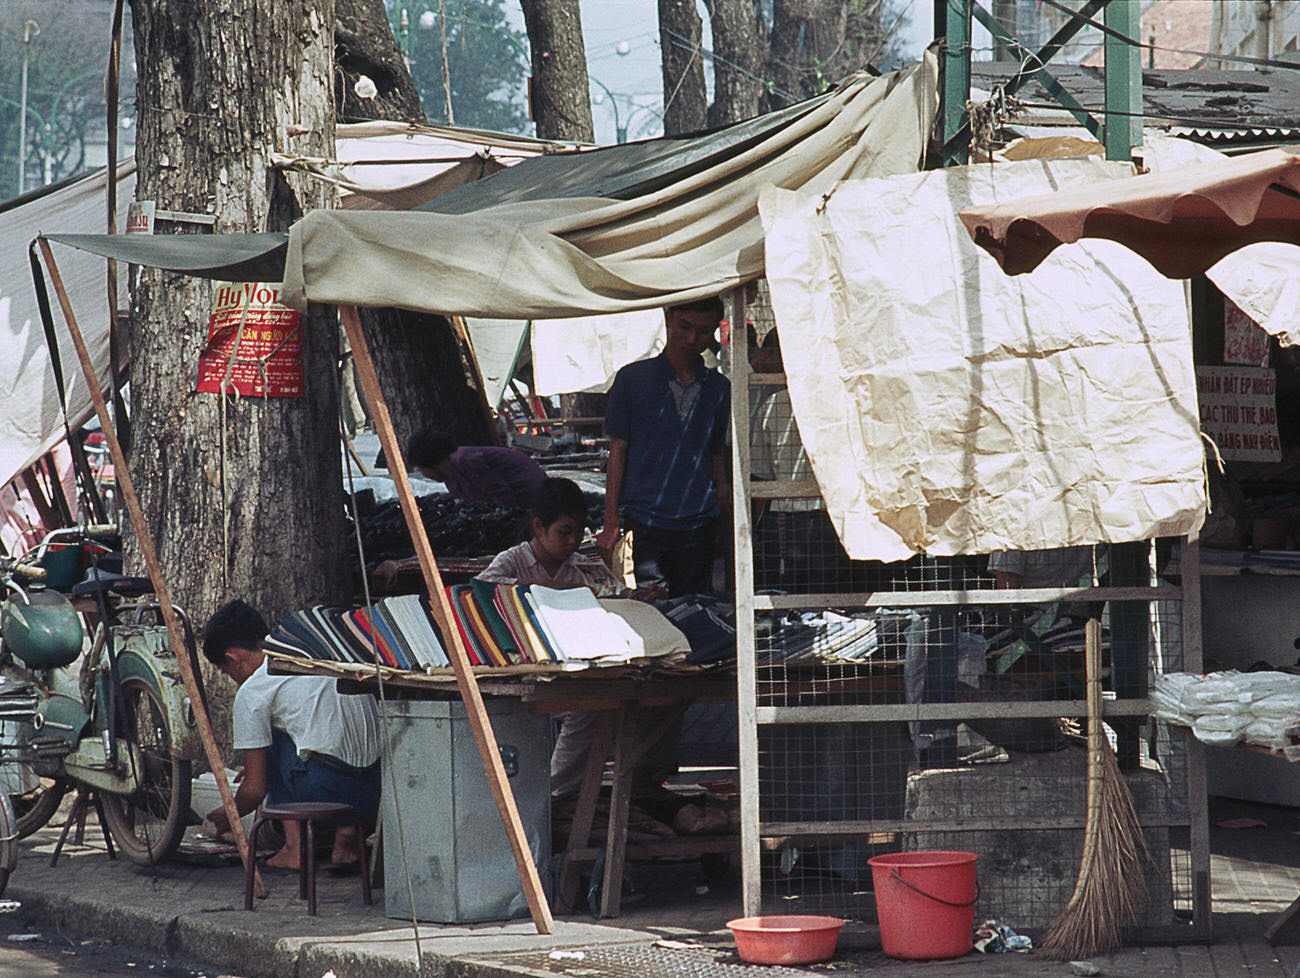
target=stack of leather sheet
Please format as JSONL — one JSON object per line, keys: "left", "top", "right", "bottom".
{"left": 264, "top": 585, "right": 691, "bottom": 673}
{"left": 262, "top": 596, "right": 450, "bottom": 670}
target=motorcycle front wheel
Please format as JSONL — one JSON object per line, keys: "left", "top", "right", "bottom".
{"left": 0, "top": 785, "right": 17, "bottom": 896}
{"left": 99, "top": 676, "right": 192, "bottom": 865}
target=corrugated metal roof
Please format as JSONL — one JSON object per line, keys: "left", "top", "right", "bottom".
{"left": 972, "top": 62, "right": 1300, "bottom": 133}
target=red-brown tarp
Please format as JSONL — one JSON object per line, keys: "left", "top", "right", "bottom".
{"left": 959, "top": 148, "right": 1300, "bottom": 278}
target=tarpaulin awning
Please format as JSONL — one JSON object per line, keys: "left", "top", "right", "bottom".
{"left": 45, "top": 53, "right": 939, "bottom": 320}
{"left": 762, "top": 158, "right": 1207, "bottom": 561}
{"left": 1, "top": 162, "right": 134, "bottom": 494}
{"left": 274, "top": 120, "right": 564, "bottom": 211}
{"left": 4, "top": 124, "right": 555, "bottom": 491}
{"left": 958, "top": 147, "right": 1300, "bottom": 279}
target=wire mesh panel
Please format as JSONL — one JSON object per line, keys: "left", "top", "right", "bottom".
{"left": 734, "top": 332, "right": 1206, "bottom": 937}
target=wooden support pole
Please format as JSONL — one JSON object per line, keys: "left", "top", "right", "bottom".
{"left": 20, "top": 468, "right": 60, "bottom": 532}
{"left": 36, "top": 238, "right": 263, "bottom": 898}
{"left": 340, "top": 304, "right": 554, "bottom": 934}
{"left": 450, "top": 315, "right": 500, "bottom": 445}
{"left": 726, "top": 284, "right": 762, "bottom": 916}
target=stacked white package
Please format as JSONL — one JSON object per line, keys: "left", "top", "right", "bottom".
{"left": 1153, "top": 671, "right": 1300, "bottom": 751}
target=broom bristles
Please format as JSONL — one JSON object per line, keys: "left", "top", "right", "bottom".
{"left": 1038, "top": 618, "right": 1153, "bottom": 962}
{"left": 1037, "top": 743, "right": 1152, "bottom": 960}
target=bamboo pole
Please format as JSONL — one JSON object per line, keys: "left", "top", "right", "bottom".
{"left": 36, "top": 238, "right": 263, "bottom": 898}
{"left": 340, "top": 304, "right": 554, "bottom": 934}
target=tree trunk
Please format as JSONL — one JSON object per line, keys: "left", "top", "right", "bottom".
{"left": 704, "top": 0, "right": 768, "bottom": 127}
{"left": 658, "top": 0, "right": 709, "bottom": 135}
{"left": 128, "top": 0, "right": 346, "bottom": 755}
{"left": 335, "top": 0, "right": 425, "bottom": 122}
{"left": 766, "top": 0, "right": 885, "bottom": 111}
{"left": 333, "top": 0, "right": 495, "bottom": 450}
{"left": 519, "top": 0, "right": 594, "bottom": 142}
{"left": 359, "top": 309, "right": 496, "bottom": 454}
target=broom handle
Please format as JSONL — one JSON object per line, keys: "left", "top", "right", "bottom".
{"left": 1085, "top": 617, "right": 1104, "bottom": 835}
{"left": 1086, "top": 618, "right": 1103, "bottom": 746}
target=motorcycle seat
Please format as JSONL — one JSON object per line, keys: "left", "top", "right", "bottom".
{"left": 70, "top": 570, "right": 155, "bottom": 600}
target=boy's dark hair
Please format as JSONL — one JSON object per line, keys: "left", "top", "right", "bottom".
{"left": 202, "top": 599, "right": 269, "bottom": 667}
{"left": 531, "top": 477, "right": 588, "bottom": 529}
{"left": 668, "top": 295, "right": 725, "bottom": 322}
{"left": 405, "top": 427, "right": 458, "bottom": 469}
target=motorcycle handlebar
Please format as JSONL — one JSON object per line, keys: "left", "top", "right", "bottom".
{"left": 9, "top": 562, "right": 46, "bottom": 580}
{"left": 83, "top": 523, "right": 119, "bottom": 538}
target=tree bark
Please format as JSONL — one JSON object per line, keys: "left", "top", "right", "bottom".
{"left": 519, "top": 0, "right": 594, "bottom": 142}
{"left": 358, "top": 308, "right": 496, "bottom": 453}
{"left": 128, "top": 0, "right": 346, "bottom": 752}
{"left": 704, "top": 0, "right": 768, "bottom": 127}
{"left": 335, "top": 0, "right": 425, "bottom": 122}
{"left": 333, "top": 0, "right": 495, "bottom": 451}
{"left": 658, "top": 0, "right": 709, "bottom": 135}
{"left": 765, "top": 0, "right": 886, "bottom": 110}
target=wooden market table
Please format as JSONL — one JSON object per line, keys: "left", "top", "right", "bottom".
{"left": 266, "top": 652, "right": 739, "bottom": 918}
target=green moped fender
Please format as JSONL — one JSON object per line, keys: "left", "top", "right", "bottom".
{"left": 113, "top": 625, "right": 204, "bottom": 762}
{"left": 1, "top": 588, "right": 84, "bottom": 669}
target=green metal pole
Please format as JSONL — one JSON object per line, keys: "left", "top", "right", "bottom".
{"left": 1103, "top": 0, "right": 1142, "bottom": 161}
{"left": 936, "top": 0, "right": 972, "bottom": 165}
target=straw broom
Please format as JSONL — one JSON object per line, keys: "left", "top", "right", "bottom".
{"left": 1038, "top": 618, "right": 1152, "bottom": 961}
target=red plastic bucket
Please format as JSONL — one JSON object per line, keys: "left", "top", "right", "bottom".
{"left": 868, "top": 850, "right": 978, "bottom": 960}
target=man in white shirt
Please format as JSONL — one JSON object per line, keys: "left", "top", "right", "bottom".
{"left": 202, "top": 600, "right": 381, "bottom": 871}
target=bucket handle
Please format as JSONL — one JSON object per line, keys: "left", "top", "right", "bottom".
{"left": 889, "top": 868, "right": 980, "bottom": 908}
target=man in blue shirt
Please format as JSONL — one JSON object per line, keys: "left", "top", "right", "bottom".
{"left": 596, "top": 296, "right": 730, "bottom": 596}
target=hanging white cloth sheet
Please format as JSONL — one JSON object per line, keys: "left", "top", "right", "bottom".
{"left": 760, "top": 157, "right": 1208, "bottom": 561}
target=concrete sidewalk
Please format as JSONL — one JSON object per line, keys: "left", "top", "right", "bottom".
{"left": 7, "top": 796, "right": 1300, "bottom": 978}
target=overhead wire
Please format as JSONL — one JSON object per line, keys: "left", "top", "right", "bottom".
{"left": 662, "top": 28, "right": 804, "bottom": 104}
{"left": 1033, "top": 0, "right": 1300, "bottom": 73}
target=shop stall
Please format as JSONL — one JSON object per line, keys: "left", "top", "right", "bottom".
{"left": 32, "top": 54, "right": 940, "bottom": 932}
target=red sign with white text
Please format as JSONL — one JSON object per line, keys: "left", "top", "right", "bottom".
{"left": 196, "top": 282, "right": 303, "bottom": 397}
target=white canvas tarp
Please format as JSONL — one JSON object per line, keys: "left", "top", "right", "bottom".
{"left": 530, "top": 309, "right": 665, "bottom": 396}
{"left": 275, "top": 121, "right": 559, "bottom": 212}
{"left": 463, "top": 318, "right": 528, "bottom": 408}
{"left": 760, "top": 158, "right": 1207, "bottom": 561}
{"left": 280, "top": 56, "right": 940, "bottom": 319}
{"left": 1141, "top": 134, "right": 1300, "bottom": 346}
{"left": 0, "top": 162, "right": 134, "bottom": 493}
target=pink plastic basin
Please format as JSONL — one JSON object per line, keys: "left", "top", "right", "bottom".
{"left": 726, "top": 914, "right": 846, "bottom": 965}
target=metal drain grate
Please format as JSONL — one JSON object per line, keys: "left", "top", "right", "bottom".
{"left": 472, "top": 941, "right": 883, "bottom": 978}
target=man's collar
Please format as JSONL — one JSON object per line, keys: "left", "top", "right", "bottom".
{"left": 654, "top": 352, "right": 708, "bottom": 383}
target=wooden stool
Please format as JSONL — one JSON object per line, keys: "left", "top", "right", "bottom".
{"left": 244, "top": 802, "right": 372, "bottom": 915}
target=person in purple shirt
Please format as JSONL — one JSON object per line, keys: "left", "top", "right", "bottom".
{"left": 405, "top": 427, "right": 546, "bottom": 510}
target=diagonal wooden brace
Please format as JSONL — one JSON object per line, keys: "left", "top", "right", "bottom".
{"left": 36, "top": 238, "right": 263, "bottom": 898}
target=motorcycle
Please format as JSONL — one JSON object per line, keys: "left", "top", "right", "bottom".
{"left": 0, "top": 525, "right": 204, "bottom": 866}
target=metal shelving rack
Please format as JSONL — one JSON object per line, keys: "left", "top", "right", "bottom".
{"left": 725, "top": 286, "right": 1211, "bottom": 938}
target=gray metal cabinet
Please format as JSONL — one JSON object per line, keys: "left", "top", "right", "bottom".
{"left": 381, "top": 698, "right": 551, "bottom": 923}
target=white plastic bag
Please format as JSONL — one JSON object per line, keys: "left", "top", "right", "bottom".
{"left": 1192, "top": 713, "right": 1249, "bottom": 747}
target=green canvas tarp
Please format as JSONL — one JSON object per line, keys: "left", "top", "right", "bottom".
{"left": 47, "top": 53, "right": 938, "bottom": 320}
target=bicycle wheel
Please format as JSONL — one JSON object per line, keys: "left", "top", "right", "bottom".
{"left": 9, "top": 773, "right": 68, "bottom": 839}
{"left": 99, "top": 676, "right": 192, "bottom": 865}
